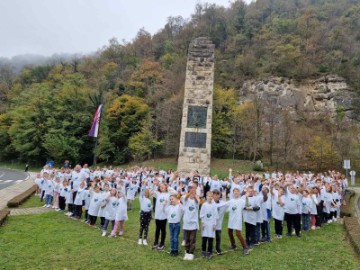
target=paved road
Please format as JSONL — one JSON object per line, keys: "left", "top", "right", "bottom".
{"left": 0, "top": 168, "right": 29, "bottom": 190}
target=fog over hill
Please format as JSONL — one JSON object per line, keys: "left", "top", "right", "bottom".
{"left": 0, "top": 53, "right": 88, "bottom": 73}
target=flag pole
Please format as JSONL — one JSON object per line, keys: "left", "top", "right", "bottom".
{"left": 93, "top": 137, "right": 98, "bottom": 166}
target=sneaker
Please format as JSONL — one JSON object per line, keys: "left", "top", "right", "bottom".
{"left": 216, "top": 249, "right": 223, "bottom": 255}
{"left": 55, "top": 209, "right": 61, "bottom": 212}
{"left": 278, "top": 235, "right": 282, "bottom": 239}
{"left": 297, "top": 234, "right": 301, "bottom": 238}
{"left": 102, "top": 231, "right": 107, "bottom": 237}
{"left": 173, "top": 250, "right": 179, "bottom": 257}
{"left": 43, "top": 204, "right": 47, "bottom": 208}
{"left": 202, "top": 251, "right": 207, "bottom": 258}
{"left": 207, "top": 252, "right": 212, "bottom": 259}
{"left": 47, "top": 205, "right": 51, "bottom": 208}
{"left": 142, "top": 239, "right": 148, "bottom": 246}
{"left": 152, "top": 244, "right": 158, "bottom": 250}
{"left": 311, "top": 226, "right": 316, "bottom": 230}
{"left": 181, "top": 240, "right": 186, "bottom": 246}
{"left": 188, "top": 254, "right": 194, "bottom": 260}
{"left": 157, "top": 245, "right": 164, "bottom": 251}
{"left": 108, "top": 234, "right": 116, "bottom": 238}
{"left": 248, "top": 245, "right": 254, "bottom": 251}
{"left": 51, "top": 206, "right": 56, "bottom": 209}
{"left": 244, "top": 248, "right": 249, "bottom": 255}
{"left": 254, "top": 242, "right": 261, "bottom": 246}
{"left": 286, "top": 233, "right": 291, "bottom": 237}
{"left": 229, "top": 245, "right": 237, "bottom": 251}
{"left": 119, "top": 231, "right": 123, "bottom": 236}
{"left": 138, "top": 239, "right": 143, "bottom": 245}
{"left": 183, "top": 253, "right": 189, "bottom": 260}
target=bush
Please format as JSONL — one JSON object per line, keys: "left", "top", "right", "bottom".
{"left": 7, "top": 185, "right": 37, "bottom": 208}
{"left": 0, "top": 210, "right": 10, "bottom": 226}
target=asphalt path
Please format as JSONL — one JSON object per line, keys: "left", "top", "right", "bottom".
{"left": 0, "top": 168, "right": 29, "bottom": 190}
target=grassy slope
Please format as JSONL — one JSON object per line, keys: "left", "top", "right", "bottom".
{"left": 0, "top": 199, "right": 359, "bottom": 270}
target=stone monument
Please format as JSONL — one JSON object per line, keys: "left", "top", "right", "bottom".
{"left": 177, "top": 37, "right": 215, "bottom": 175}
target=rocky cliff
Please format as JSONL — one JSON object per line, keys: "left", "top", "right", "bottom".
{"left": 238, "top": 74, "right": 356, "bottom": 120}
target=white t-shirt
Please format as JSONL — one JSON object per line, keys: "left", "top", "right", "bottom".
{"left": 200, "top": 202, "right": 218, "bottom": 238}
{"left": 182, "top": 197, "right": 199, "bottom": 230}
{"left": 227, "top": 198, "right": 246, "bottom": 230}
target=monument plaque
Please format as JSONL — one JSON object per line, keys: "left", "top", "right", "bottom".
{"left": 177, "top": 37, "right": 215, "bottom": 175}
{"left": 185, "top": 132, "right": 207, "bottom": 148}
{"left": 187, "top": 106, "right": 207, "bottom": 129}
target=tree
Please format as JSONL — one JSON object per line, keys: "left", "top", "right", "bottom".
{"left": 105, "top": 95, "right": 150, "bottom": 163}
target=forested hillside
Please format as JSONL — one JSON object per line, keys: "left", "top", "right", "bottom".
{"left": 0, "top": 0, "right": 360, "bottom": 170}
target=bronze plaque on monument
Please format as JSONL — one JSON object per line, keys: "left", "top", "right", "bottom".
{"left": 185, "top": 132, "right": 207, "bottom": 148}
{"left": 187, "top": 106, "right": 207, "bottom": 128}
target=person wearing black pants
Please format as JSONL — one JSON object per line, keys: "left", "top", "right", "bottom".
{"left": 274, "top": 218, "right": 283, "bottom": 237}
{"left": 154, "top": 219, "right": 167, "bottom": 249}
{"left": 139, "top": 211, "right": 152, "bottom": 242}
{"left": 245, "top": 222, "right": 257, "bottom": 248}
{"left": 59, "top": 196, "right": 66, "bottom": 211}
{"left": 285, "top": 213, "right": 301, "bottom": 236}
{"left": 202, "top": 237, "right": 214, "bottom": 257}
{"left": 284, "top": 185, "right": 302, "bottom": 238}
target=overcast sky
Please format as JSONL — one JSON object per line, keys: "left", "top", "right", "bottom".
{"left": 0, "top": 0, "right": 253, "bottom": 58}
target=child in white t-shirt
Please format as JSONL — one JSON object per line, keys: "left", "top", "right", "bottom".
{"left": 200, "top": 191, "right": 218, "bottom": 258}
{"left": 165, "top": 194, "right": 183, "bottom": 256}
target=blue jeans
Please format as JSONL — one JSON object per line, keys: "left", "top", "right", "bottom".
{"left": 45, "top": 194, "right": 53, "bottom": 205}
{"left": 169, "top": 222, "right": 180, "bottom": 251}
{"left": 302, "top": 214, "right": 310, "bottom": 231}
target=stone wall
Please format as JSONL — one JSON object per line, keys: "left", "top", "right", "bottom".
{"left": 177, "top": 37, "right": 215, "bottom": 175}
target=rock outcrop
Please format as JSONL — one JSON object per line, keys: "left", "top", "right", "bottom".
{"left": 238, "top": 74, "right": 356, "bottom": 120}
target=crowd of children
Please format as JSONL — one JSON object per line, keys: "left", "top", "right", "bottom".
{"left": 34, "top": 164, "right": 348, "bottom": 260}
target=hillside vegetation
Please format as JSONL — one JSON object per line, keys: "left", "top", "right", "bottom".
{"left": 0, "top": 0, "right": 360, "bottom": 171}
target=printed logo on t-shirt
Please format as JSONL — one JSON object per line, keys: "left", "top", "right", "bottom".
{"left": 171, "top": 212, "right": 176, "bottom": 218}
{"left": 112, "top": 202, "right": 117, "bottom": 206}
{"left": 94, "top": 199, "right": 98, "bottom": 202}
{"left": 290, "top": 198, "right": 294, "bottom": 201}
{"left": 159, "top": 198, "right": 165, "bottom": 203}
{"left": 206, "top": 213, "right": 212, "bottom": 218}
{"left": 147, "top": 203, "right": 152, "bottom": 208}
{"left": 232, "top": 206, "right": 237, "bottom": 211}
{"left": 189, "top": 205, "right": 195, "bottom": 211}
{"left": 88, "top": 194, "right": 90, "bottom": 198}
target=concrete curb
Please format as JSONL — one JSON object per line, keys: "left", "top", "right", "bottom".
{"left": 0, "top": 171, "right": 36, "bottom": 211}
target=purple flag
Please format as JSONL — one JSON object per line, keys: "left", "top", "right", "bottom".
{"left": 89, "top": 104, "right": 103, "bottom": 138}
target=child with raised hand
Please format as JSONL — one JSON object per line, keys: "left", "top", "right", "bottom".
{"left": 212, "top": 189, "right": 228, "bottom": 255}
{"left": 272, "top": 186, "right": 285, "bottom": 238}
{"left": 138, "top": 183, "right": 153, "bottom": 246}
{"left": 227, "top": 187, "right": 249, "bottom": 255}
{"left": 110, "top": 191, "right": 128, "bottom": 237}
{"left": 102, "top": 188, "right": 118, "bottom": 237}
{"left": 243, "top": 186, "right": 261, "bottom": 249}
{"left": 58, "top": 179, "right": 68, "bottom": 212}
{"left": 301, "top": 189, "right": 312, "bottom": 232}
{"left": 309, "top": 188, "right": 318, "bottom": 230}
{"left": 284, "top": 185, "right": 302, "bottom": 237}
{"left": 165, "top": 194, "right": 183, "bottom": 256}
{"left": 98, "top": 184, "right": 110, "bottom": 229}
{"left": 52, "top": 177, "right": 61, "bottom": 210}
{"left": 200, "top": 191, "right": 218, "bottom": 259}
{"left": 182, "top": 186, "right": 199, "bottom": 261}
{"left": 88, "top": 183, "right": 102, "bottom": 227}
{"left": 72, "top": 181, "right": 86, "bottom": 219}
{"left": 151, "top": 179, "right": 171, "bottom": 251}
{"left": 126, "top": 177, "right": 138, "bottom": 211}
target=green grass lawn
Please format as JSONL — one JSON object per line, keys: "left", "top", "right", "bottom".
{"left": 1, "top": 199, "right": 359, "bottom": 270}
{"left": 18, "top": 194, "right": 44, "bottom": 208}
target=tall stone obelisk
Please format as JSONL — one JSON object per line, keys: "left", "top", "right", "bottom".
{"left": 177, "top": 37, "right": 215, "bottom": 175}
